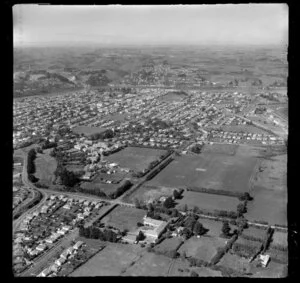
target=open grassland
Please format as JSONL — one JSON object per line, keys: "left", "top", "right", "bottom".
{"left": 245, "top": 186, "right": 287, "bottom": 226}
{"left": 249, "top": 261, "right": 287, "bottom": 278}
{"left": 202, "top": 143, "right": 238, "bottom": 155}
{"left": 129, "top": 185, "right": 176, "bottom": 203}
{"left": 101, "top": 206, "right": 146, "bottom": 232}
{"left": 169, "top": 259, "right": 222, "bottom": 277}
{"left": 34, "top": 153, "right": 57, "bottom": 184}
{"left": 148, "top": 153, "right": 257, "bottom": 192}
{"left": 178, "top": 236, "right": 227, "bottom": 262}
{"left": 217, "top": 252, "right": 250, "bottom": 273}
{"left": 80, "top": 178, "right": 119, "bottom": 195}
{"left": 106, "top": 147, "right": 167, "bottom": 172}
{"left": 154, "top": 238, "right": 183, "bottom": 254}
{"left": 70, "top": 244, "right": 143, "bottom": 276}
{"left": 176, "top": 190, "right": 239, "bottom": 212}
{"left": 270, "top": 231, "right": 288, "bottom": 248}
{"left": 254, "top": 154, "right": 287, "bottom": 192}
{"left": 123, "top": 252, "right": 172, "bottom": 276}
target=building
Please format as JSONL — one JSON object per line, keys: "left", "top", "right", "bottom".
{"left": 141, "top": 216, "right": 168, "bottom": 242}
{"left": 259, "top": 254, "right": 270, "bottom": 268}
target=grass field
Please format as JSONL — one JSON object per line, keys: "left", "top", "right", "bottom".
{"left": 101, "top": 206, "right": 146, "bottom": 232}
{"left": 106, "top": 147, "right": 166, "bottom": 173}
{"left": 123, "top": 252, "right": 172, "bottom": 276}
{"left": 154, "top": 238, "right": 183, "bottom": 254}
{"left": 80, "top": 177, "right": 119, "bottom": 196}
{"left": 217, "top": 252, "right": 250, "bottom": 273}
{"left": 178, "top": 236, "right": 227, "bottom": 262}
{"left": 202, "top": 143, "right": 238, "bottom": 156}
{"left": 147, "top": 153, "right": 257, "bottom": 192}
{"left": 169, "top": 259, "right": 222, "bottom": 277}
{"left": 249, "top": 261, "right": 287, "bottom": 278}
{"left": 70, "top": 244, "right": 143, "bottom": 276}
{"left": 270, "top": 231, "right": 288, "bottom": 248}
{"left": 245, "top": 186, "right": 287, "bottom": 226}
{"left": 241, "top": 226, "right": 267, "bottom": 241}
{"left": 72, "top": 126, "right": 107, "bottom": 136}
{"left": 176, "top": 190, "right": 239, "bottom": 212}
{"left": 34, "top": 153, "right": 57, "bottom": 184}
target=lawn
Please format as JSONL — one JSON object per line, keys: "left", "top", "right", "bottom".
{"left": 178, "top": 236, "right": 227, "bottom": 262}
{"left": 123, "top": 252, "right": 172, "bottom": 276}
{"left": 101, "top": 206, "right": 146, "bottom": 232}
{"left": 70, "top": 243, "right": 143, "bottom": 276}
{"left": 270, "top": 231, "right": 288, "bottom": 248}
{"left": 106, "top": 147, "right": 167, "bottom": 173}
{"left": 176, "top": 190, "right": 239, "bottom": 212}
{"left": 195, "top": 218, "right": 236, "bottom": 238}
{"left": 147, "top": 153, "right": 257, "bottom": 192}
{"left": 154, "top": 237, "right": 183, "bottom": 254}
{"left": 34, "top": 153, "right": 57, "bottom": 184}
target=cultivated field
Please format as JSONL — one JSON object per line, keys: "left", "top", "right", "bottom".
{"left": 70, "top": 244, "right": 143, "bottom": 276}
{"left": 123, "top": 252, "right": 172, "bottom": 276}
{"left": 147, "top": 153, "right": 257, "bottom": 192}
{"left": 176, "top": 190, "right": 239, "bottom": 212}
{"left": 178, "top": 236, "right": 227, "bottom": 262}
{"left": 241, "top": 226, "right": 267, "bottom": 241}
{"left": 249, "top": 261, "right": 287, "bottom": 278}
{"left": 34, "top": 153, "right": 57, "bottom": 184}
{"left": 106, "top": 147, "right": 167, "bottom": 173}
{"left": 101, "top": 206, "right": 146, "bottom": 232}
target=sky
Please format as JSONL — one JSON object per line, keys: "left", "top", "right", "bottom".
{"left": 13, "top": 4, "right": 288, "bottom": 47}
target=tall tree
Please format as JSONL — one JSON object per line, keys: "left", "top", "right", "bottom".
{"left": 222, "top": 221, "right": 231, "bottom": 237}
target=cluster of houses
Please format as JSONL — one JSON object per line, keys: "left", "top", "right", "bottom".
{"left": 13, "top": 186, "right": 30, "bottom": 210}
{"left": 209, "top": 130, "right": 284, "bottom": 145}
{"left": 13, "top": 194, "right": 106, "bottom": 273}
{"left": 37, "top": 241, "right": 84, "bottom": 277}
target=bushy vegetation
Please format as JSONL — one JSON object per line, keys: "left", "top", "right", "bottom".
{"left": 79, "top": 225, "right": 118, "bottom": 242}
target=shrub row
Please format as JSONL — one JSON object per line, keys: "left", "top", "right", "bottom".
{"left": 210, "top": 234, "right": 238, "bottom": 265}
{"left": 146, "top": 157, "right": 174, "bottom": 181}
{"left": 187, "top": 187, "right": 244, "bottom": 198}
{"left": 270, "top": 243, "right": 288, "bottom": 252}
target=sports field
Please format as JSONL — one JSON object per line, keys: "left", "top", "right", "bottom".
{"left": 101, "top": 206, "right": 146, "bottom": 232}
{"left": 107, "top": 147, "right": 167, "bottom": 172}
{"left": 148, "top": 153, "right": 257, "bottom": 192}
{"left": 176, "top": 190, "right": 239, "bottom": 212}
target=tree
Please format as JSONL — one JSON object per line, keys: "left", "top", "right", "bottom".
{"left": 136, "top": 231, "right": 145, "bottom": 242}
{"left": 239, "top": 192, "right": 253, "bottom": 201}
{"left": 193, "top": 222, "right": 208, "bottom": 236}
{"left": 190, "top": 271, "right": 199, "bottom": 277}
{"left": 171, "top": 208, "right": 179, "bottom": 218}
{"left": 173, "top": 190, "right": 180, "bottom": 199}
{"left": 163, "top": 196, "right": 174, "bottom": 209}
{"left": 222, "top": 221, "right": 231, "bottom": 237}
{"left": 134, "top": 198, "right": 140, "bottom": 209}
{"left": 237, "top": 202, "right": 247, "bottom": 216}
{"left": 148, "top": 203, "right": 154, "bottom": 212}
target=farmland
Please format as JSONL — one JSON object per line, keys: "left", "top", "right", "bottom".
{"left": 176, "top": 190, "right": 240, "bottom": 212}
{"left": 123, "top": 252, "right": 172, "bottom": 276}
{"left": 249, "top": 261, "right": 287, "bottom": 278}
{"left": 101, "top": 206, "right": 146, "bottom": 232}
{"left": 217, "top": 252, "right": 251, "bottom": 273}
{"left": 106, "top": 147, "right": 167, "bottom": 173}
{"left": 178, "top": 236, "right": 227, "bottom": 262}
{"left": 70, "top": 243, "right": 144, "bottom": 276}
{"left": 147, "top": 154, "right": 257, "bottom": 193}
